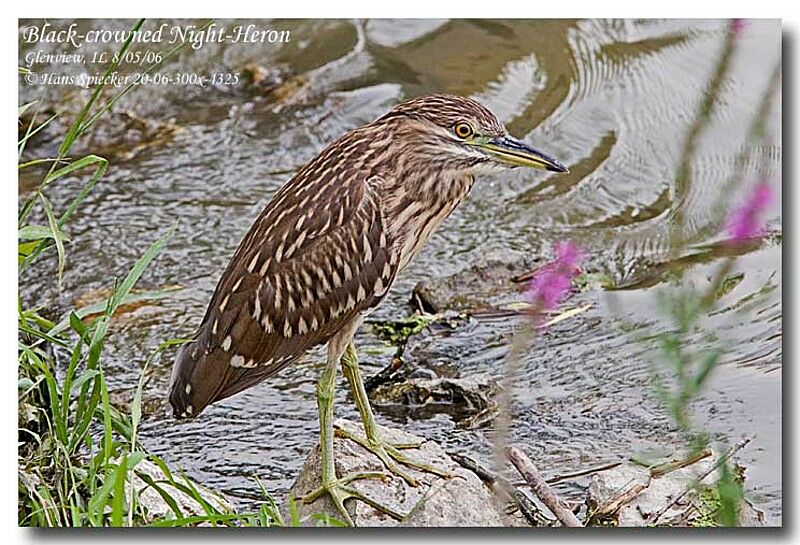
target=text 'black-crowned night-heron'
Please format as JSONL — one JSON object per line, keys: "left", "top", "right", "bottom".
{"left": 169, "top": 94, "right": 568, "bottom": 525}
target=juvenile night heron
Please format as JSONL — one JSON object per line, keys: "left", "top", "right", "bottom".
{"left": 169, "top": 94, "right": 567, "bottom": 525}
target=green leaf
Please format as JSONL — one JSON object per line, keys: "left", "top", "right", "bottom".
{"left": 68, "top": 380, "right": 101, "bottom": 453}
{"left": 111, "top": 456, "right": 128, "bottom": 526}
{"left": 148, "top": 513, "right": 246, "bottom": 528}
{"left": 312, "top": 513, "right": 347, "bottom": 527}
{"left": 19, "top": 224, "right": 70, "bottom": 242}
{"left": 38, "top": 194, "right": 66, "bottom": 289}
{"left": 69, "top": 311, "right": 89, "bottom": 342}
{"left": 87, "top": 460, "right": 125, "bottom": 524}
{"left": 69, "top": 369, "right": 100, "bottom": 394}
{"left": 19, "top": 101, "right": 36, "bottom": 117}
{"left": 18, "top": 154, "right": 107, "bottom": 231}
{"left": 288, "top": 494, "right": 300, "bottom": 527}
{"left": 18, "top": 320, "right": 70, "bottom": 348}
{"left": 106, "top": 225, "right": 176, "bottom": 318}
{"left": 715, "top": 461, "right": 742, "bottom": 526}
{"left": 690, "top": 350, "right": 722, "bottom": 396}
{"left": 18, "top": 157, "right": 64, "bottom": 170}
{"left": 21, "top": 308, "right": 56, "bottom": 331}
{"left": 133, "top": 470, "right": 184, "bottom": 520}
{"left": 18, "top": 111, "right": 59, "bottom": 158}
{"left": 48, "top": 287, "right": 181, "bottom": 337}
{"left": 44, "top": 154, "right": 107, "bottom": 186}
{"left": 127, "top": 451, "right": 148, "bottom": 469}
{"left": 18, "top": 240, "right": 39, "bottom": 264}
{"left": 79, "top": 19, "right": 213, "bottom": 136}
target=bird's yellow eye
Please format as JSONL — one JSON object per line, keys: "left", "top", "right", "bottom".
{"left": 453, "top": 122, "right": 474, "bottom": 139}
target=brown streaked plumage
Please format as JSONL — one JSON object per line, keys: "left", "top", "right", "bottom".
{"left": 168, "top": 94, "right": 567, "bottom": 524}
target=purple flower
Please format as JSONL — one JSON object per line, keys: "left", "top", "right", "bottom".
{"left": 725, "top": 182, "right": 773, "bottom": 244}
{"left": 526, "top": 241, "right": 584, "bottom": 315}
{"left": 730, "top": 19, "right": 747, "bottom": 36}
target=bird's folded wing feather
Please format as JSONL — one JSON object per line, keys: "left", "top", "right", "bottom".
{"left": 169, "top": 171, "right": 398, "bottom": 416}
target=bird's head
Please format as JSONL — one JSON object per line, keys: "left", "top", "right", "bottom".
{"left": 376, "top": 94, "right": 568, "bottom": 176}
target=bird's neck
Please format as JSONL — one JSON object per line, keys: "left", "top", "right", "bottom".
{"left": 374, "top": 166, "right": 474, "bottom": 271}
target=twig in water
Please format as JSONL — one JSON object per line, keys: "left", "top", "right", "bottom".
{"left": 513, "top": 489, "right": 557, "bottom": 527}
{"left": 448, "top": 452, "right": 553, "bottom": 527}
{"left": 650, "top": 448, "right": 713, "bottom": 478}
{"left": 592, "top": 480, "right": 649, "bottom": 520}
{"left": 648, "top": 437, "right": 750, "bottom": 525}
{"left": 448, "top": 452, "right": 500, "bottom": 486}
{"left": 542, "top": 303, "right": 593, "bottom": 328}
{"left": 546, "top": 461, "right": 623, "bottom": 485}
{"left": 506, "top": 446, "right": 582, "bottom": 527}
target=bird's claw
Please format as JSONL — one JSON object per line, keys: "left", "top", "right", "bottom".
{"left": 302, "top": 471, "right": 405, "bottom": 526}
{"left": 334, "top": 425, "right": 452, "bottom": 486}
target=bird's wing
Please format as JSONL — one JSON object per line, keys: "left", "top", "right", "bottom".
{"left": 169, "top": 171, "right": 398, "bottom": 417}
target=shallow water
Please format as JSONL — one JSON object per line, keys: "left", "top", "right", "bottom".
{"left": 19, "top": 19, "right": 782, "bottom": 523}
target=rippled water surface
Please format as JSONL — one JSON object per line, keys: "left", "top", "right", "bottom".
{"left": 19, "top": 19, "right": 782, "bottom": 523}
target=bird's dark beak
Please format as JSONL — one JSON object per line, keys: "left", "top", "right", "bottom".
{"left": 477, "top": 135, "right": 568, "bottom": 172}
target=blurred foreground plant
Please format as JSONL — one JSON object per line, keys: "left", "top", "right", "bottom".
{"left": 643, "top": 19, "right": 779, "bottom": 527}
{"left": 494, "top": 241, "right": 584, "bottom": 496}
{"left": 498, "top": 18, "right": 779, "bottom": 528}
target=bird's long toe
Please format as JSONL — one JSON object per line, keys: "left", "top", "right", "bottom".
{"left": 334, "top": 426, "right": 452, "bottom": 485}
{"left": 302, "top": 471, "right": 405, "bottom": 526}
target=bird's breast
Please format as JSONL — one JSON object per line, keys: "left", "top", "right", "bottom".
{"left": 386, "top": 176, "right": 474, "bottom": 271}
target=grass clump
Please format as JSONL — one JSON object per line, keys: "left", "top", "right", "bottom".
{"left": 17, "top": 19, "right": 294, "bottom": 528}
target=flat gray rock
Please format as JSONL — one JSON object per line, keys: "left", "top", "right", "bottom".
{"left": 588, "top": 456, "right": 767, "bottom": 527}
{"left": 286, "top": 418, "right": 506, "bottom": 527}
{"left": 122, "top": 458, "right": 233, "bottom": 523}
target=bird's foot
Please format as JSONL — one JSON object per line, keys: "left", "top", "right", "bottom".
{"left": 334, "top": 425, "right": 452, "bottom": 486}
{"left": 302, "top": 471, "right": 405, "bottom": 526}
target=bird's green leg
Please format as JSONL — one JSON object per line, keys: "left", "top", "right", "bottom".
{"left": 337, "top": 342, "right": 451, "bottom": 486}
{"left": 302, "top": 349, "right": 405, "bottom": 525}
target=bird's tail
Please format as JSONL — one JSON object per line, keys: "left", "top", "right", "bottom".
{"left": 168, "top": 341, "right": 229, "bottom": 419}
{"left": 169, "top": 337, "right": 295, "bottom": 420}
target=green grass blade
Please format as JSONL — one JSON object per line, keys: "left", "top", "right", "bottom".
{"left": 68, "top": 369, "right": 100, "bottom": 394}
{"left": 107, "top": 225, "right": 177, "bottom": 317}
{"left": 133, "top": 470, "right": 185, "bottom": 520}
{"left": 18, "top": 157, "right": 65, "bottom": 170}
{"left": 18, "top": 111, "right": 59, "bottom": 159}
{"left": 99, "top": 371, "right": 113, "bottom": 469}
{"left": 18, "top": 321, "right": 69, "bottom": 348}
{"left": 19, "top": 224, "right": 70, "bottom": 242}
{"left": 59, "top": 19, "right": 144, "bottom": 157}
{"left": 19, "top": 101, "right": 36, "bottom": 117}
{"left": 58, "top": 158, "right": 108, "bottom": 227}
{"left": 148, "top": 514, "right": 246, "bottom": 528}
{"left": 87, "top": 460, "right": 124, "bottom": 526}
{"left": 68, "top": 380, "right": 101, "bottom": 453}
{"left": 81, "top": 20, "right": 213, "bottom": 134}
{"left": 48, "top": 288, "right": 181, "bottom": 337}
{"left": 43, "top": 154, "right": 107, "bottom": 186}
{"left": 38, "top": 195, "right": 66, "bottom": 289}
{"left": 111, "top": 455, "right": 128, "bottom": 526}
{"left": 289, "top": 494, "right": 300, "bottom": 527}
{"left": 59, "top": 339, "right": 84, "bottom": 429}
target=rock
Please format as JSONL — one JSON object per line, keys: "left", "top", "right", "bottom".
{"left": 371, "top": 373, "right": 499, "bottom": 425}
{"left": 124, "top": 458, "right": 233, "bottom": 523}
{"left": 408, "top": 253, "right": 534, "bottom": 312}
{"left": 285, "top": 418, "right": 507, "bottom": 527}
{"left": 587, "top": 456, "right": 767, "bottom": 527}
